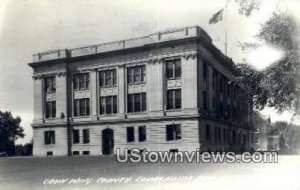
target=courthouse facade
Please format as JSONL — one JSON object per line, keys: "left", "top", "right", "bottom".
{"left": 29, "top": 26, "right": 253, "bottom": 156}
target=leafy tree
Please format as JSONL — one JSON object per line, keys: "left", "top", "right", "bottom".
{"left": 236, "top": 63, "right": 268, "bottom": 110}
{"left": 15, "top": 142, "right": 33, "bottom": 156}
{"left": 234, "top": 0, "right": 261, "bottom": 17}
{"left": 0, "top": 111, "right": 24, "bottom": 155}
{"left": 258, "top": 12, "right": 300, "bottom": 114}
{"left": 237, "top": 11, "right": 300, "bottom": 116}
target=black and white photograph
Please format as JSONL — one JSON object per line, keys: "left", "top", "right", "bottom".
{"left": 0, "top": 0, "right": 300, "bottom": 189}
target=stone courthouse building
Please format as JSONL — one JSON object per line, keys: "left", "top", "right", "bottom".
{"left": 29, "top": 26, "right": 253, "bottom": 156}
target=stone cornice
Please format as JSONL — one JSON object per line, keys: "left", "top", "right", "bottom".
{"left": 75, "top": 49, "right": 198, "bottom": 72}
{"left": 31, "top": 49, "right": 199, "bottom": 78}
{"left": 32, "top": 71, "right": 67, "bottom": 80}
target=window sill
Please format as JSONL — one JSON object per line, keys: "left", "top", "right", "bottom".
{"left": 44, "top": 117, "right": 57, "bottom": 121}
{"left": 127, "top": 111, "right": 147, "bottom": 115}
{"left": 99, "top": 113, "right": 118, "bottom": 117}
{"left": 128, "top": 82, "right": 146, "bottom": 86}
{"left": 99, "top": 85, "right": 117, "bottom": 88}
{"left": 72, "top": 116, "right": 91, "bottom": 119}
{"left": 166, "top": 77, "right": 181, "bottom": 80}
{"left": 166, "top": 139, "right": 182, "bottom": 142}
{"left": 73, "top": 88, "right": 90, "bottom": 92}
{"left": 165, "top": 109, "right": 182, "bottom": 112}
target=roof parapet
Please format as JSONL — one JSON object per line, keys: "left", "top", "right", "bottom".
{"left": 32, "top": 26, "right": 212, "bottom": 63}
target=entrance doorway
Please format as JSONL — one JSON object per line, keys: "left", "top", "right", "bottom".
{"left": 102, "top": 129, "right": 114, "bottom": 155}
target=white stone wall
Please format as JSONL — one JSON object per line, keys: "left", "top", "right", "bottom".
{"left": 71, "top": 119, "right": 200, "bottom": 156}
{"left": 33, "top": 126, "right": 68, "bottom": 156}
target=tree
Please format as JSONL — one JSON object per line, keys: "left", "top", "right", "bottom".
{"left": 260, "top": 13, "right": 299, "bottom": 114}
{"left": 15, "top": 141, "right": 33, "bottom": 156}
{"left": 236, "top": 63, "right": 268, "bottom": 110}
{"left": 235, "top": 0, "right": 261, "bottom": 17}
{"left": 257, "top": 12, "right": 300, "bottom": 114}
{"left": 237, "top": 11, "right": 300, "bottom": 115}
{"left": 0, "top": 111, "right": 24, "bottom": 155}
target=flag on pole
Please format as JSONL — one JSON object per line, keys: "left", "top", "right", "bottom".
{"left": 209, "top": 9, "right": 224, "bottom": 24}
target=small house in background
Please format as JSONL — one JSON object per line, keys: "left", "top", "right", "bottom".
{"left": 267, "top": 126, "right": 280, "bottom": 151}
{"left": 251, "top": 111, "right": 269, "bottom": 151}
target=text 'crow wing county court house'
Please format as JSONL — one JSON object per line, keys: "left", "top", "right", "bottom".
{"left": 28, "top": 26, "right": 253, "bottom": 156}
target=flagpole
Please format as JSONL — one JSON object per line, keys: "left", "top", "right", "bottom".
{"left": 225, "top": 0, "right": 228, "bottom": 56}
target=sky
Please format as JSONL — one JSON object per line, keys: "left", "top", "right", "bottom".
{"left": 0, "top": 0, "right": 299, "bottom": 144}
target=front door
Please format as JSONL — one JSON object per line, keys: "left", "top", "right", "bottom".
{"left": 102, "top": 129, "right": 114, "bottom": 155}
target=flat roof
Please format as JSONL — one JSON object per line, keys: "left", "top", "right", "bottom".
{"left": 31, "top": 26, "right": 212, "bottom": 63}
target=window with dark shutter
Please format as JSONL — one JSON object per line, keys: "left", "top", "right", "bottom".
{"left": 83, "top": 129, "right": 90, "bottom": 144}
{"left": 127, "top": 127, "right": 134, "bottom": 142}
{"left": 138, "top": 126, "right": 146, "bottom": 142}
{"left": 166, "top": 124, "right": 181, "bottom": 141}
{"left": 206, "top": 124, "right": 210, "bottom": 141}
{"left": 73, "top": 129, "right": 80, "bottom": 144}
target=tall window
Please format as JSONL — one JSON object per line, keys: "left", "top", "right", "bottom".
{"left": 127, "top": 65, "right": 146, "bottom": 84}
{"left": 166, "top": 124, "right": 181, "bottom": 141}
{"left": 73, "top": 129, "right": 80, "bottom": 144}
{"left": 167, "top": 89, "right": 181, "bottom": 110}
{"left": 138, "top": 126, "right": 146, "bottom": 142}
{"left": 232, "top": 130, "right": 236, "bottom": 144}
{"left": 205, "top": 124, "right": 210, "bottom": 141}
{"left": 203, "top": 91, "right": 208, "bottom": 110}
{"left": 45, "top": 101, "right": 56, "bottom": 118}
{"left": 44, "top": 131, "right": 55, "bottom": 145}
{"left": 100, "top": 96, "right": 117, "bottom": 115}
{"left": 214, "top": 127, "right": 218, "bottom": 142}
{"left": 203, "top": 61, "right": 208, "bottom": 81}
{"left": 73, "top": 73, "right": 89, "bottom": 90}
{"left": 212, "top": 69, "right": 217, "bottom": 90}
{"left": 219, "top": 75, "right": 224, "bottom": 93}
{"left": 74, "top": 98, "right": 90, "bottom": 116}
{"left": 127, "top": 127, "right": 134, "bottom": 142}
{"left": 127, "top": 93, "right": 146, "bottom": 113}
{"left": 166, "top": 59, "right": 181, "bottom": 79}
{"left": 45, "top": 76, "right": 56, "bottom": 93}
{"left": 203, "top": 61, "right": 208, "bottom": 110}
{"left": 100, "top": 69, "right": 117, "bottom": 87}
{"left": 83, "top": 129, "right": 90, "bottom": 144}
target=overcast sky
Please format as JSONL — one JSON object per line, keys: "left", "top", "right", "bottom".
{"left": 0, "top": 0, "right": 299, "bottom": 144}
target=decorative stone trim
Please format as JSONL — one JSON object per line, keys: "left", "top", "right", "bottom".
{"left": 32, "top": 75, "right": 43, "bottom": 80}
{"left": 183, "top": 52, "right": 197, "bottom": 60}
{"left": 75, "top": 50, "right": 197, "bottom": 71}
{"left": 57, "top": 72, "right": 67, "bottom": 77}
{"left": 32, "top": 70, "right": 67, "bottom": 80}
